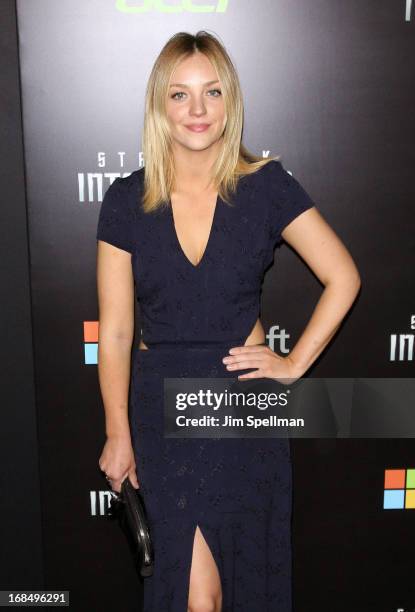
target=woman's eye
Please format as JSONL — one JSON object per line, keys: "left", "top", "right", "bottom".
{"left": 208, "top": 89, "right": 222, "bottom": 97}
{"left": 171, "top": 91, "right": 185, "bottom": 100}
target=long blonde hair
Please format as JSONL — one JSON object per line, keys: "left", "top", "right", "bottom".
{"left": 142, "top": 30, "right": 280, "bottom": 213}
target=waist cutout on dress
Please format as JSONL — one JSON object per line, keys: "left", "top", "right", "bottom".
{"left": 141, "top": 339, "right": 247, "bottom": 351}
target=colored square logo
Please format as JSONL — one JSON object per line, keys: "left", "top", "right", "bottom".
{"left": 384, "top": 468, "right": 415, "bottom": 510}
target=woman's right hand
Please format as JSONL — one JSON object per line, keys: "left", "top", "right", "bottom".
{"left": 98, "top": 434, "right": 140, "bottom": 493}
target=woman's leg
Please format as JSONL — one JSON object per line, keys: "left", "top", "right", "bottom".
{"left": 187, "top": 525, "right": 222, "bottom": 612}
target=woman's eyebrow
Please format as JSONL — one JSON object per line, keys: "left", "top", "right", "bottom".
{"left": 169, "top": 79, "right": 220, "bottom": 88}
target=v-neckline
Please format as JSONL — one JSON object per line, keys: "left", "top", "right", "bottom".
{"left": 168, "top": 193, "right": 220, "bottom": 270}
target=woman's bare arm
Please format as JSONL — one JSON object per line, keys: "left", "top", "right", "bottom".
{"left": 281, "top": 207, "right": 361, "bottom": 376}
{"left": 96, "top": 240, "right": 135, "bottom": 439}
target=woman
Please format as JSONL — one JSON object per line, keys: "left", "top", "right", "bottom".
{"left": 97, "top": 31, "right": 360, "bottom": 612}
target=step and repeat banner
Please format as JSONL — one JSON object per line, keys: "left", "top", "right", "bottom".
{"left": 16, "top": 1, "right": 414, "bottom": 610}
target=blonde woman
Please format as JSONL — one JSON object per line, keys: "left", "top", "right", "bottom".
{"left": 97, "top": 31, "right": 360, "bottom": 612}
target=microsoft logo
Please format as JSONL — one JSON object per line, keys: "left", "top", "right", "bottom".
{"left": 383, "top": 468, "right": 415, "bottom": 509}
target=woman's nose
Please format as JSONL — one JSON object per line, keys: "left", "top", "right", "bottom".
{"left": 189, "top": 96, "right": 207, "bottom": 116}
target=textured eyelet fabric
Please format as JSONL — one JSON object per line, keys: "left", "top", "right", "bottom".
{"left": 96, "top": 160, "right": 315, "bottom": 611}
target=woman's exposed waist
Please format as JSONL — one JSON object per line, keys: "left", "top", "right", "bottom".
{"left": 137, "top": 339, "right": 247, "bottom": 351}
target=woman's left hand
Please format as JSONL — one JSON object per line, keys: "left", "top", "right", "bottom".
{"left": 222, "top": 344, "right": 303, "bottom": 384}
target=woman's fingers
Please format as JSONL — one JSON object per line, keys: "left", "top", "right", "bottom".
{"left": 128, "top": 469, "right": 140, "bottom": 489}
{"left": 111, "top": 481, "right": 122, "bottom": 493}
{"left": 110, "top": 470, "right": 140, "bottom": 493}
{"left": 221, "top": 347, "right": 297, "bottom": 381}
{"left": 224, "top": 354, "right": 272, "bottom": 371}
{"left": 106, "top": 469, "right": 140, "bottom": 493}
{"left": 224, "top": 346, "right": 275, "bottom": 363}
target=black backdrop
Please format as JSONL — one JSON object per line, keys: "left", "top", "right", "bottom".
{"left": 1, "top": 1, "right": 415, "bottom": 610}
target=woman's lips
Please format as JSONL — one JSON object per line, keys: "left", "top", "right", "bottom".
{"left": 185, "top": 124, "right": 210, "bottom": 132}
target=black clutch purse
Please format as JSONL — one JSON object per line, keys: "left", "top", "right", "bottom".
{"left": 106, "top": 477, "right": 154, "bottom": 577}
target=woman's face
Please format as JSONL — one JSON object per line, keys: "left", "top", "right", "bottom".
{"left": 165, "top": 52, "right": 226, "bottom": 153}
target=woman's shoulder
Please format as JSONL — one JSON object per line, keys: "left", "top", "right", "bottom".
{"left": 104, "top": 168, "right": 145, "bottom": 215}
{"left": 114, "top": 166, "right": 145, "bottom": 192}
{"left": 241, "top": 158, "right": 312, "bottom": 199}
{"left": 235, "top": 159, "right": 285, "bottom": 200}
{"left": 238, "top": 157, "right": 315, "bottom": 231}
{"left": 101, "top": 167, "right": 145, "bottom": 220}
{"left": 97, "top": 169, "right": 144, "bottom": 253}
{"left": 238, "top": 159, "right": 285, "bottom": 190}
{"left": 245, "top": 158, "right": 284, "bottom": 180}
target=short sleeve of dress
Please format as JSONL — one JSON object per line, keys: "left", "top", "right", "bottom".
{"left": 267, "top": 160, "right": 315, "bottom": 246}
{"left": 96, "top": 177, "right": 135, "bottom": 254}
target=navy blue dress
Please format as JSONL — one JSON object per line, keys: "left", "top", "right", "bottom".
{"left": 96, "top": 160, "right": 315, "bottom": 611}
